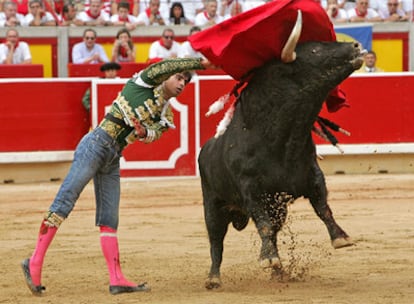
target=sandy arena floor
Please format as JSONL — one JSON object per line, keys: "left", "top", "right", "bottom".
{"left": 1, "top": 174, "right": 413, "bottom": 304}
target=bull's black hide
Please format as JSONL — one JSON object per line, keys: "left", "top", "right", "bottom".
{"left": 198, "top": 41, "right": 363, "bottom": 289}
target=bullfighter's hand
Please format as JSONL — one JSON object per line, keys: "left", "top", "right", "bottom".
{"left": 132, "top": 117, "right": 147, "bottom": 138}
{"left": 201, "top": 58, "right": 220, "bottom": 70}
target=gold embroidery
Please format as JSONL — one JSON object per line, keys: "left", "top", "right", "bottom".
{"left": 136, "top": 105, "right": 151, "bottom": 122}
{"left": 99, "top": 106, "right": 125, "bottom": 139}
{"left": 116, "top": 95, "right": 135, "bottom": 126}
{"left": 44, "top": 211, "right": 64, "bottom": 228}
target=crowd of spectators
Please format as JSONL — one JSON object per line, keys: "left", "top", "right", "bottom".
{"left": 1, "top": 0, "right": 410, "bottom": 28}
{"left": 0, "top": 0, "right": 410, "bottom": 71}
{"left": 324, "top": 0, "right": 412, "bottom": 23}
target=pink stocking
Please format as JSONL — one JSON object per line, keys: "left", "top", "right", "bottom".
{"left": 29, "top": 221, "right": 58, "bottom": 286}
{"left": 100, "top": 226, "right": 135, "bottom": 286}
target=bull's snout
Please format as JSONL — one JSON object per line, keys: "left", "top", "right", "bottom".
{"left": 351, "top": 43, "right": 365, "bottom": 70}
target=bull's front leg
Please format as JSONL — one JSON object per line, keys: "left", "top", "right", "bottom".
{"left": 248, "top": 197, "right": 282, "bottom": 271}
{"left": 308, "top": 164, "right": 353, "bottom": 248}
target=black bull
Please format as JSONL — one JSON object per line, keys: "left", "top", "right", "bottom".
{"left": 198, "top": 41, "right": 364, "bottom": 289}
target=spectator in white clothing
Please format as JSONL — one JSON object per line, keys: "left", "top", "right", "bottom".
{"left": 135, "top": 0, "right": 166, "bottom": 26}
{"left": 147, "top": 28, "right": 181, "bottom": 64}
{"left": 24, "top": 0, "right": 57, "bottom": 26}
{"left": 58, "top": 2, "right": 81, "bottom": 26}
{"left": 110, "top": 2, "right": 138, "bottom": 31}
{"left": 379, "top": 0, "right": 410, "bottom": 21}
{"left": 194, "top": 0, "right": 223, "bottom": 27}
{"left": 347, "top": 0, "right": 383, "bottom": 22}
{"left": 0, "top": 28, "right": 32, "bottom": 64}
{"left": 242, "top": 0, "right": 266, "bottom": 11}
{"left": 0, "top": 2, "right": 25, "bottom": 27}
{"left": 180, "top": 26, "right": 204, "bottom": 58}
{"left": 72, "top": 28, "right": 109, "bottom": 64}
{"left": 75, "top": 0, "right": 112, "bottom": 26}
{"left": 400, "top": 0, "right": 413, "bottom": 19}
{"left": 326, "top": 0, "right": 348, "bottom": 22}
{"left": 222, "top": 0, "right": 243, "bottom": 20}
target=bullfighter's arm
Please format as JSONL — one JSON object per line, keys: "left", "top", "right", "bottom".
{"left": 140, "top": 58, "right": 205, "bottom": 86}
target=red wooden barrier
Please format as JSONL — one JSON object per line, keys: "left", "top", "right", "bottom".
{"left": 1, "top": 73, "right": 413, "bottom": 177}
{"left": 0, "top": 64, "right": 44, "bottom": 78}
{"left": 68, "top": 62, "right": 148, "bottom": 78}
{"left": 0, "top": 79, "right": 90, "bottom": 151}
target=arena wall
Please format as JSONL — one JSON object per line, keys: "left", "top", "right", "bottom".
{"left": 0, "top": 73, "right": 413, "bottom": 182}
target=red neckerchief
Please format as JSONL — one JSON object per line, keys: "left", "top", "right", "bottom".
{"left": 86, "top": 9, "right": 100, "bottom": 19}
{"left": 118, "top": 15, "right": 128, "bottom": 22}
{"left": 203, "top": 11, "right": 211, "bottom": 20}
{"left": 54, "top": 0, "right": 64, "bottom": 14}
{"left": 5, "top": 40, "right": 19, "bottom": 49}
{"left": 16, "top": 0, "right": 29, "bottom": 15}
{"left": 146, "top": 8, "right": 160, "bottom": 18}
{"left": 355, "top": 8, "right": 367, "bottom": 17}
{"left": 119, "top": 46, "right": 128, "bottom": 57}
{"left": 159, "top": 38, "right": 171, "bottom": 50}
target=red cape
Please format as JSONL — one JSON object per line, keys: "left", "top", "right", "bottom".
{"left": 189, "top": 0, "right": 348, "bottom": 112}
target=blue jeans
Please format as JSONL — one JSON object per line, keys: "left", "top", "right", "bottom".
{"left": 49, "top": 127, "right": 121, "bottom": 229}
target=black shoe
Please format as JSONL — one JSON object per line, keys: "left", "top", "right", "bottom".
{"left": 109, "top": 283, "right": 151, "bottom": 295}
{"left": 21, "top": 258, "right": 46, "bottom": 296}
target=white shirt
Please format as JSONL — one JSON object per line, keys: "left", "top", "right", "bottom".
{"left": 0, "top": 41, "right": 31, "bottom": 64}
{"left": 148, "top": 40, "right": 182, "bottom": 60}
{"left": 23, "top": 11, "right": 56, "bottom": 26}
{"left": 72, "top": 42, "right": 109, "bottom": 64}
{"left": 0, "top": 12, "right": 25, "bottom": 27}
{"left": 137, "top": 0, "right": 170, "bottom": 20}
{"left": 219, "top": 0, "right": 265, "bottom": 16}
{"left": 179, "top": 41, "right": 203, "bottom": 58}
{"left": 76, "top": 10, "right": 111, "bottom": 23}
{"left": 194, "top": 11, "right": 224, "bottom": 26}
{"left": 327, "top": 8, "right": 349, "bottom": 21}
{"left": 241, "top": 0, "right": 266, "bottom": 11}
{"left": 379, "top": 7, "right": 407, "bottom": 19}
{"left": 400, "top": 0, "right": 412, "bottom": 13}
{"left": 82, "top": 0, "right": 112, "bottom": 15}
{"left": 347, "top": 7, "right": 380, "bottom": 19}
{"left": 110, "top": 14, "right": 137, "bottom": 23}
{"left": 135, "top": 11, "right": 166, "bottom": 26}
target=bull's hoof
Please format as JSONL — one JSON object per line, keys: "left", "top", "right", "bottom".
{"left": 205, "top": 276, "right": 222, "bottom": 290}
{"left": 271, "top": 266, "right": 288, "bottom": 282}
{"left": 259, "top": 257, "right": 282, "bottom": 270}
{"left": 332, "top": 236, "right": 354, "bottom": 249}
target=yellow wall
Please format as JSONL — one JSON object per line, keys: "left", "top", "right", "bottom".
{"left": 30, "top": 45, "right": 52, "bottom": 77}
{"left": 372, "top": 39, "right": 403, "bottom": 72}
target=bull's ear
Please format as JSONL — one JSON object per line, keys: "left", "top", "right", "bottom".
{"left": 281, "top": 10, "right": 302, "bottom": 63}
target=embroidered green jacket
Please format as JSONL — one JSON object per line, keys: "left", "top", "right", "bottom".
{"left": 99, "top": 58, "right": 204, "bottom": 150}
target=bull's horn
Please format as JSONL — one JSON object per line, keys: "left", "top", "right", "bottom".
{"left": 281, "top": 10, "right": 302, "bottom": 63}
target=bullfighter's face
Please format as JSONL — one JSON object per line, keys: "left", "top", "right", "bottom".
{"left": 162, "top": 73, "right": 189, "bottom": 99}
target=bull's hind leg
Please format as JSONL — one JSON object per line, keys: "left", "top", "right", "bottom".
{"left": 308, "top": 165, "right": 353, "bottom": 248}
{"left": 203, "top": 196, "right": 229, "bottom": 290}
